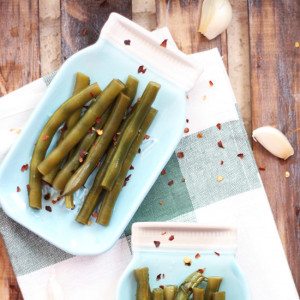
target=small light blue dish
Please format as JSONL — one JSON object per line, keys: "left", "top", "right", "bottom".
{"left": 117, "top": 222, "right": 251, "bottom": 299}
{"left": 0, "top": 14, "right": 200, "bottom": 255}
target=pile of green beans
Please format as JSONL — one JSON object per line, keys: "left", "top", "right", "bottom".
{"left": 29, "top": 73, "right": 160, "bottom": 225}
{"left": 134, "top": 267, "right": 226, "bottom": 300}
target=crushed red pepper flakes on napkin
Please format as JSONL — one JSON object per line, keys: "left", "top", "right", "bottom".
{"left": 209, "top": 80, "right": 214, "bottom": 87}
{"left": 217, "top": 141, "right": 224, "bottom": 148}
{"left": 214, "top": 251, "right": 220, "bottom": 256}
{"left": 156, "top": 273, "right": 165, "bottom": 281}
{"left": 177, "top": 151, "right": 184, "bottom": 159}
{"left": 42, "top": 135, "right": 49, "bottom": 141}
{"left": 138, "top": 65, "right": 147, "bottom": 74}
{"left": 168, "top": 180, "right": 174, "bottom": 186}
{"left": 216, "top": 123, "right": 222, "bottom": 130}
{"left": 159, "top": 285, "right": 164, "bottom": 289}
{"left": 21, "top": 164, "right": 29, "bottom": 172}
{"left": 195, "top": 253, "right": 201, "bottom": 259}
{"left": 169, "top": 235, "right": 174, "bottom": 241}
{"left": 198, "top": 268, "right": 206, "bottom": 274}
{"left": 160, "top": 39, "right": 168, "bottom": 47}
{"left": 138, "top": 148, "right": 141, "bottom": 153}
{"left": 184, "top": 127, "right": 189, "bottom": 134}
{"left": 154, "top": 241, "right": 161, "bottom": 248}
{"left": 45, "top": 206, "right": 52, "bottom": 212}
{"left": 16, "top": 186, "right": 21, "bottom": 192}
{"left": 44, "top": 193, "right": 51, "bottom": 200}
{"left": 259, "top": 167, "right": 266, "bottom": 171}
{"left": 186, "top": 119, "right": 189, "bottom": 123}
{"left": 144, "top": 134, "right": 150, "bottom": 140}
{"left": 161, "top": 169, "right": 166, "bottom": 175}
{"left": 220, "top": 160, "right": 224, "bottom": 165}
{"left": 130, "top": 165, "right": 134, "bottom": 170}
{"left": 197, "top": 133, "right": 203, "bottom": 139}
{"left": 237, "top": 153, "right": 244, "bottom": 159}
{"left": 161, "top": 231, "right": 167, "bottom": 235}
{"left": 26, "top": 184, "right": 30, "bottom": 193}
{"left": 92, "top": 211, "right": 98, "bottom": 219}
{"left": 124, "top": 39, "right": 131, "bottom": 45}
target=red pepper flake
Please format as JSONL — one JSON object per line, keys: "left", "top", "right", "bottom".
{"left": 79, "top": 149, "right": 88, "bottom": 163}
{"left": 161, "top": 231, "right": 167, "bottom": 235}
{"left": 44, "top": 193, "right": 51, "bottom": 200}
{"left": 154, "top": 240, "right": 160, "bottom": 248}
{"left": 197, "top": 133, "right": 203, "bottom": 139}
{"left": 217, "top": 141, "right": 224, "bottom": 148}
{"left": 216, "top": 123, "right": 222, "bottom": 130}
{"left": 59, "top": 124, "right": 68, "bottom": 134}
{"left": 130, "top": 165, "right": 134, "bottom": 170}
{"left": 88, "top": 127, "right": 94, "bottom": 134}
{"left": 125, "top": 174, "right": 131, "bottom": 182}
{"left": 45, "top": 206, "right": 52, "bottom": 212}
{"left": 220, "top": 160, "right": 224, "bottom": 165}
{"left": 184, "top": 127, "right": 189, "bottom": 134}
{"left": 21, "top": 164, "right": 29, "bottom": 172}
{"left": 138, "top": 65, "right": 147, "bottom": 74}
{"left": 16, "top": 186, "right": 21, "bottom": 192}
{"left": 259, "top": 166, "right": 266, "bottom": 171}
{"left": 198, "top": 268, "right": 206, "bottom": 274}
{"left": 214, "top": 251, "right": 220, "bottom": 256}
{"left": 124, "top": 39, "right": 131, "bottom": 45}
{"left": 195, "top": 253, "right": 201, "bottom": 259}
{"left": 186, "top": 119, "right": 189, "bottom": 123}
{"left": 159, "top": 285, "right": 164, "bottom": 289}
{"left": 156, "top": 273, "right": 165, "bottom": 281}
{"left": 26, "top": 184, "right": 30, "bottom": 193}
{"left": 168, "top": 235, "right": 174, "bottom": 241}
{"left": 177, "top": 151, "right": 184, "bottom": 159}
{"left": 144, "top": 134, "right": 150, "bottom": 140}
{"left": 167, "top": 180, "right": 174, "bottom": 186}
{"left": 95, "top": 116, "right": 101, "bottom": 124}
{"left": 92, "top": 211, "right": 98, "bottom": 219}
{"left": 42, "top": 135, "right": 49, "bottom": 141}
{"left": 160, "top": 39, "right": 168, "bottom": 47}
{"left": 209, "top": 80, "right": 214, "bottom": 87}
{"left": 161, "top": 169, "right": 166, "bottom": 175}
{"left": 138, "top": 148, "right": 141, "bottom": 153}
{"left": 237, "top": 153, "right": 244, "bottom": 159}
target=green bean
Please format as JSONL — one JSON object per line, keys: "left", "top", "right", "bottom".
{"left": 193, "top": 287, "right": 204, "bottom": 300}
{"left": 38, "top": 79, "right": 125, "bottom": 176}
{"left": 42, "top": 72, "right": 90, "bottom": 184}
{"left": 52, "top": 106, "right": 111, "bottom": 191}
{"left": 204, "top": 277, "right": 222, "bottom": 300}
{"left": 134, "top": 267, "right": 151, "bottom": 300}
{"left": 212, "top": 292, "right": 225, "bottom": 300}
{"left": 63, "top": 93, "right": 131, "bottom": 195}
{"left": 152, "top": 288, "right": 164, "bottom": 300}
{"left": 76, "top": 102, "right": 138, "bottom": 224}
{"left": 164, "top": 285, "right": 178, "bottom": 300}
{"left": 96, "top": 108, "right": 157, "bottom": 226}
{"left": 101, "top": 81, "right": 160, "bottom": 191}
{"left": 124, "top": 75, "right": 138, "bottom": 100}
{"left": 65, "top": 194, "right": 75, "bottom": 209}
{"left": 29, "top": 83, "right": 101, "bottom": 209}
{"left": 175, "top": 271, "right": 206, "bottom": 300}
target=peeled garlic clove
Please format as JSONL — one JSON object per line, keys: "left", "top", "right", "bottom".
{"left": 198, "top": 0, "right": 232, "bottom": 40}
{"left": 252, "top": 126, "right": 294, "bottom": 160}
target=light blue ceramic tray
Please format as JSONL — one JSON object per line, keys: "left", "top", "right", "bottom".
{"left": 0, "top": 14, "right": 199, "bottom": 255}
{"left": 117, "top": 223, "right": 251, "bottom": 299}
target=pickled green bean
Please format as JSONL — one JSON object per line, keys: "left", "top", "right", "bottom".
{"left": 42, "top": 72, "right": 90, "bottom": 184}
{"left": 123, "top": 75, "right": 138, "bottom": 101}
{"left": 63, "top": 93, "right": 131, "bottom": 195}
{"left": 96, "top": 108, "right": 157, "bottom": 226}
{"left": 152, "top": 288, "right": 164, "bottom": 300}
{"left": 134, "top": 267, "right": 151, "bottom": 300}
{"left": 204, "top": 277, "right": 222, "bottom": 300}
{"left": 38, "top": 79, "right": 124, "bottom": 176}
{"left": 193, "top": 287, "right": 204, "bottom": 300}
{"left": 175, "top": 271, "right": 206, "bottom": 300}
{"left": 52, "top": 106, "right": 111, "bottom": 191}
{"left": 65, "top": 194, "right": 75, "bottom": 209}
{"left": 212, "top": 292, "right": 225, "bottom": 300}
{"left": 29, "top": 83, "right": 101, "bottom": 209}
{"left": 164, "top": 285, "right": 178, "bottom": 300}
{"left": 101, "top": 81, "right": 160, "bottom": 191}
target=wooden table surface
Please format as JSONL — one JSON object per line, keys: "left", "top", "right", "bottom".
{"left": 0, "top": 0, "right": 299, "bottom": 298}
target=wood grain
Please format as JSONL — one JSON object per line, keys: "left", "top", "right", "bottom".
{"left": 61, "top": 0, "right": 132, "bottom": 60}
{"left": 155, "top": 0, "right": 228, "bottom": 65}
{"left": 248, "top": 0, "right": 300, "bottom": 293}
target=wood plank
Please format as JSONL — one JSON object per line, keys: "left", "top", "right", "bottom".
{"left": 132, "top": 0, "right": 157, "bottom": 30}
{"left": 248, "top": 0, "right": 300, "bottom": 293}
{"left": 155, "top": 0, "right": 228, "bottom": 64}
{"left": 0, "top": 1, "right": 40, "bottom": 298}
{"left": 61, "top": 0, "right": 132, "bottom": 60}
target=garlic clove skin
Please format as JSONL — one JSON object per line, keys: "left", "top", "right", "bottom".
{"left": 199, "top": 0, "right": 232, "bottom": 40}
{"left": 252, "top": 126, "right": 294, "bottom": 160}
